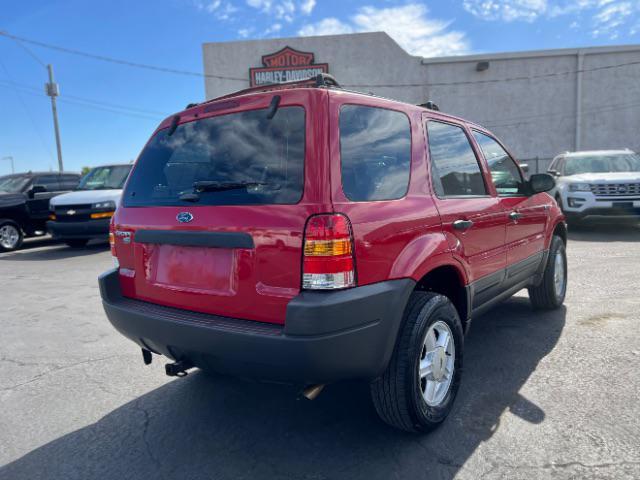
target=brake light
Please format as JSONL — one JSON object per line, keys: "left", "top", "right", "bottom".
{"left": 302, "top": 213, "right": 356, "bottom": 290}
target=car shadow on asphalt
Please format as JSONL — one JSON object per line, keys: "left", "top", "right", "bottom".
{"left": 568, "top": 222, "right": 640, "bottom": 242}
{"left": 0, "top": 297, "right": 565, "bottom": 480}
{"left": 0, "top": 240, "right": 109, "bottom": 261}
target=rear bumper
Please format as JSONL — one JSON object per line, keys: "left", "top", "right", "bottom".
{"left": 99, "top": 269, "right": 415, "bottom": 384}
{"left": 47, "top": 219, "right": 110, "bottom": 239}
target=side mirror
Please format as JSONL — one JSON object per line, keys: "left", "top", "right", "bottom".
{"left": 528, "top": 173, "right": 555, "bottom": 194}
{"left": 29, "top": 185, "right": 47, "bottom": 198}
{"left": 547, "top": 169, "right": 559, "bottom": 177}
{"left": 519, "top": 163, "right": 529, "bottom": 173}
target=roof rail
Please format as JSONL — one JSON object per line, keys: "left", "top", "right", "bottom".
{"left": 187, "top": 73, "right": 343, "bottom": 109}
{"left": 314, "top": 73, "right": 341, "bottom": 88}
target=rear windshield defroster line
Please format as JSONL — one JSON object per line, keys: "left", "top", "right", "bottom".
{"left": 124, "top": 106, "right": 305, "bottom": 207}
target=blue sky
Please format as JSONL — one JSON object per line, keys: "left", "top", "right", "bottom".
{"left": 1, "top": 0, "right": 639, "bottom": 175}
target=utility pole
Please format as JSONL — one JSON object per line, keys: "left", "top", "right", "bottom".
{"left": 45, "top": 64, "right": 64, "bottom": 172}
{"left": 1, "top": 156, "right": 14, "bottom": 173}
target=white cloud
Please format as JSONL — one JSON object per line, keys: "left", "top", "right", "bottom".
{"left": 194, "top": 0, "right": 237, "bottom": 20}
{"left": 245, "top": 0, "right": 312, "bottom": 22}
{"left": 299, "top": 4, "right": 470, "bottom": 57}
{"left": 592, "top": 1, "right": 633, "bottom": 37}
{"left": 265, "top": 23, "right": 283, "bottom": 35}
{"left": 300, "top": 0, "right": 316, "bottom": 15}
{"left": 462, "top": 0, "right": 548, "bottom": 22}
{"left": 205, "top": 0, "right": 222, "bottom": 13}
{"left": 464, "top": 0, "right": 640, "bottom": 38}
{"left": 298, "top": 18, "right": 353, "bottom": 36}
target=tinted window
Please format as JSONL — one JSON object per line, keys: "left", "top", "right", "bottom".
{"left": 34, "top": 175, "right": 61, "bottom": 191}
{"left": 557, "top": 158, "right": 565, "bottom": 175}
{"left": 340, "top": 105, "right": 411, "bottom": 201}
{"left": 78, "top": 165, "right": 132, "bottom": 190}
{"left": 427, "top": 122, "right": 487, "bottom": 197}
{"left": 0, "top": 175, "right": 31, "bottom": 193}
{"left": 124, "top": 106, "right": 305, "bottom": 206}
{"left": 473, "top": 131, "right": 525, "bottom": 196}
{"left": 549, "top": 157, "right": 562, "bottom": 173}
{"left": 60, "top": 175, "right": 80, "bottom": 190}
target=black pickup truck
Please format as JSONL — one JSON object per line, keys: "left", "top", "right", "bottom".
{"left": 0, "top": 172, "right": 81, "bottom": 251}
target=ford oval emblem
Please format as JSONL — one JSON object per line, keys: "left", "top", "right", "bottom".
{"left": 176, "top": 212, "right": 193, "bottom": 223}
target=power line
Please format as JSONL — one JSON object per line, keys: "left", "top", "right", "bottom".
{"left": 0, "top": 81, "right": 164, "bottom": 121}
{"left": 3, "top": 30, "right": 640, "bottom": 90}
{"left": 343, "top": 59, "right": 640, "bottom": 88}
{"left": 0, "top": 59, "right": 55, "bottom": 162}
{"left": 58, "top": 97, "right": 165, "bottom": 120}
{"left": 476, "top": 97, "right": 640, "bottom": 127}
{"left": 0, "top": 79, "right": 168, "bottom": 117}
{"left": 9, "top": 35, "right": 47, "bottom": 68}
{"left": 4, "top": 30, "right": 639, "bottom": 91}
{"left": 483, "top": 100, "right": 640, "bottom": 130}
{"left": 0, "top": 30, "right": 247, "bottom": 82}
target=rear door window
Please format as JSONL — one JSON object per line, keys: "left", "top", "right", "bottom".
{"left": 60, "top": 175, "right": 80, "bottom": 190}
{"left": 124, "top": 106, "right": 305, "bottom": 206}
{"left": 339, "top": 105, "right": 411, "bottom": 201}
{"left": 34, "top": 175, "right": 62, "bottom": 192}
{"left": 426, "top": 121, "right": 487, "bottom": 197}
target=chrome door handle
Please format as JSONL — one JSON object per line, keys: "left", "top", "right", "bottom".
{"left": 453, "top": 219, "right": 474, "bottom": 231}
{"left": 509, "top": 211, "right": 523, "bottom": 221}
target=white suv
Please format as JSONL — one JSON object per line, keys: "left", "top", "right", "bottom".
{"left": 548, "top": 150, "right": 640, "bottom": 223}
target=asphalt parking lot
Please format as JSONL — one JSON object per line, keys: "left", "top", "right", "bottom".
{"left": 1, "top": 225, "right": 639, "bottom": 480}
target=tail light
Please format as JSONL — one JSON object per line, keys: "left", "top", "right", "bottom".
{"left": 302, "top": 213, "right": 356, "bottom": 290}
{"left": 108, "top": 219, "right": 118, "bottom": 267}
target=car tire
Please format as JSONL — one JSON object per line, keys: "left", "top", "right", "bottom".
{"left": 65, "top": 239, "right": 89, "bottom": 248}
{"left": 0, "top": 220, "right": 24, "bottom": 252}
{"left": 370, "top": 291, "right": 463, "bottom": 433}
{"left": 528, "top": 235, "right": 567, "bottom": 310}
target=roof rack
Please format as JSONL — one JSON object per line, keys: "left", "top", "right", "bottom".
{"left": 186, "top": 73, "right": 342, "bottom": 109}
{"left": 418, "top": 101, "right": 440, "bottom": 111}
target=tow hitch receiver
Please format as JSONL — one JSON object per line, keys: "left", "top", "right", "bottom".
{"left": 165, "top": 359, "right": 194, "bottom": 377}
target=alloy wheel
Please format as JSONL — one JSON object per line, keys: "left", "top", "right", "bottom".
{"left": 418, "top": 320, "right": 455, "bottom": 407}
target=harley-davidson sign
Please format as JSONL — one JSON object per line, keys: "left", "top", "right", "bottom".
{"left": 250, "top": 46, "right": 329, "bottom": 86}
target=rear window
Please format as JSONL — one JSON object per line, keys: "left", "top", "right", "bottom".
{"left": 339, "top": 105, "right": 411, "bottom": 201}
{"left": 124, "top": 106, "right": 305, "bottom": 207}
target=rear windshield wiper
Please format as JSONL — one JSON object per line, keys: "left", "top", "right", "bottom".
{"left": 193, "top": 181, "right": 267, "bottom": 192}
{"left": 179, "top": 181, "right": 269, "bottom": 202}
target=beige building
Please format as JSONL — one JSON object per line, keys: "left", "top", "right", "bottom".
{"left": 202, "top": 32, "right": 640, "bottom": 172}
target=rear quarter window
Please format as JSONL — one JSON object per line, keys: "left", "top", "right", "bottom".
{"left": 339, "top": 105, "right": 411, "bottom": 201}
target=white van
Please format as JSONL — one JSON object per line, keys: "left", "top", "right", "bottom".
{"left": 47, "top": 164, "right": 132, "bottom": 247}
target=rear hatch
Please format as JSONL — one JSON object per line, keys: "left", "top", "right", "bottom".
{"left": 112, "top": 91, "right": 328, "bottom": 324}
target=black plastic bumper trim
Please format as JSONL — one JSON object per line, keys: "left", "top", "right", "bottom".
{"left": 46, "top": 218, "right": 110, "bottom": 239}
{"left": 99, "top": 269, "right": 415, "bottom": 384}
{"left": 134, "top": 229, "right": 255, "bottom": 249}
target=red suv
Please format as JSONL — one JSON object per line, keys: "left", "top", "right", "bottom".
{"left": 100, "top": 75, "right": 566, "bottom": 432}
